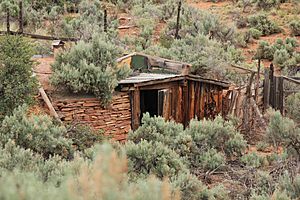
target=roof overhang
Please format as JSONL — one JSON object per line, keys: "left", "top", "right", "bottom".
{"left": 118, "top": 73, "right": 230, "bottom": 89}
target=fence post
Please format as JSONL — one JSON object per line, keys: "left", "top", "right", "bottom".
{"left": 274, "top": 77, "right": 278, "bottom": 110}
{"left": 104, "top": 9, "right": 107, "bottom": 33}
{"left": 6, "top": 8, "right": 10, "bottom": 33}
{"left": 278, "top": 76, "right": 284, "bottom": 114}
{"left": 254, "top": 59, "right": 261, "bottom": 103}
{"left": 18, "top": 0, "right": 23, "bottom": 34}
{"left": 175, "top": 0, "right": 182, "bottom": 39}
{"left": 269, "top": 64, "right": 275, "bottom": 108}
{"left": 263, "top": 68, "right": 270, "bottom": 111}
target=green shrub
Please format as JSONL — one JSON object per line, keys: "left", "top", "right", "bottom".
{"left": 256, "top": 141, "right": 269, "bottom": 151}
{"left": 123, "top": 17, "right": 156, "bottom": 51}
{"left": 198, "top": 148, "right": 225, "bottom": 171}
{"left": 0, "top": 105, "right": 73, "bottom": 159}
{"left": 171, "top": 172, "right": 209, "bottom": 200}
{"left": 51, "top": 34, "right": 131, "bottom": 106}
{"left": 59, "top": 0, "right": 118, "bottom": 39}
{"left": 256, "top": 0, "right": 280, "bottom": 10}
{"left": 255, "top": 38, "right": 300, "bottom": 70}
{"left": 0, "top": 140, "right": 42, "bottom": 172}
{"left": 166, "top": 6, "right": 237, "bottom": 44}
{"left": 241, "top": 152, "right": 266, "bottom": 168}
{"left": 273, "top": 49, "right": 291, "bottom": 69}
{"left": 146, "top": 34, "right": 244, "bottom": 80}
{"left": 289, "top": 20, "right": 300, "bottom": 36}
{"left": 266, "top": 109, "right": 300, "bottom": 158}
{"left": 0, "top": 140, "right": 73, "bottom": 184}
{"left": 64, "top": 124, "right": 105, "bottom": 151}
{"left": 125, "top": 140, "right": 188, "bottom": 180}
{"left": 255, "top": 40, "right": 275, "bottom": 60}
{"left": 253, "top": 171, "right": 274, "bottom": 196}
{"left": 286, "top": 92, "right": 300, "bottom": 123}
{"left": 248, "top": 14, "right": 281, "bottom": 36}
{"left": 128, "top": 113, "right": 189, "bottom": 157}
{"left": 0, "top": 143, "right": 178, "bottom": 200}
{"left": 186, "top": 116, "right": 246, "bottom": 158}
{"left": 250, "top": 193, "right": 270, "bottom": 200}
{"left": 0, "top": 36, "right": 38, "bottom": 120}
{"left": 249, "top": 28, "right": 263, "bottom": 39}
{"left": 172, "top": 172, "right": 229, "bottom": 200}
{"left": 276, "top": 172, "right": 300, "bottom": 199}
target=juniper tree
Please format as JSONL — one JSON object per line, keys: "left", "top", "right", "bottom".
{"left": 0, "top": 35, "right": 37, "bottom": 120}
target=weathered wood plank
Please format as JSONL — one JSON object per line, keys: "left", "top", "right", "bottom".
{"left": 194, "top": 82, "right": 200, "bottom": 119}
{"left": 278, "top": 76, "right": 284, "bottom": 113}
{"left": 132, "top": 89, "right": 140, "bottom": 130}
{"left": 263, "top": 68, "right": 270, "bottom": 111}
{"left": 200, "top": 83, "right": 205, "bottom": 119}
{"left": 177, "top": 86, "right": 183, "bottom": 124}
{"left": 189, "top": 81, "right": 195, "bottom": 120}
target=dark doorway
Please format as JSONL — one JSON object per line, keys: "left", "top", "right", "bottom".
{"left": 140, "top": 90, "right": 158, "bottom": 120}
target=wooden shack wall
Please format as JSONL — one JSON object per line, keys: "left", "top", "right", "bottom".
{"left": 52, "top": 92, "right": 131, "bottom": 142}
{"left": 186, "top": 81, "right": 224, "bottom": 122}
{"left": 129, "top": 79, "right": 227, "bottom": 130}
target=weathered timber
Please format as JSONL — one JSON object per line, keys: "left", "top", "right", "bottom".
{"left": 0, "top": 31, "right": 79, "bottom": 41}
{"left": 263, "top": 68, "right": 270, "bottom": 111}
{"left": 39, "top": 88, "right": 61, "bottom": 121}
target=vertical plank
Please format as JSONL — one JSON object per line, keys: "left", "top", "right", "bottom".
{"left": 278, "top": 77, "right": 284, "bottom": 114}
{"left": 263, "top": 68, "right": 270, "bottom": 111}
{"left": 217, "top": 88, "right": 222, "bottom": 114}
{"left": 183, "top": 80, "right": 189, "bottom": 127}
{"left": 171, "top": 86, "right": 178, "bottom": 122}
{"left": 162, "top": 90, "right": 170, "bottom": 120}
{"left": 132, "top": 89, "right": 140, "bottom": 130}
{"left": 177, "top": 85, "right": 183, "bottom": 124}
{"left": 274, "top": 77, "right": 278, "bottom": 110}
{"left": 194, "top": 82, "right": 200, "bottom": 119}
{"left": 189, "top": 81, "right": 195, "bottom": 120}
{"left": 200, "top": 83, "right": 205, "bottom": 119}
{"left": 269, "top": 64, "right": 275, "bottom": 108}
{"left": 254, "top": 59, "right": 261, "bottom": 102}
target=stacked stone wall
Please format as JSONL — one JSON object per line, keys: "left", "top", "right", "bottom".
{"left": 53, "top": 93, "right": 131, "bottom": 141}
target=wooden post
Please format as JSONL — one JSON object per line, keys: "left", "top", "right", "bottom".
{"left": 278, "top": 76, "right": 284, "bottom": 114}
{"left": 269, "top": 63, "right": 275, "bottom": 108}
{"left": 189, "top": 81, "right": 195, "bottom": 120}
{"left": 274, "top": 77, "right": 278, "bottom": 110}
{"left": 182, "top": 79, "right": 189, "bottom": 127}
{"left": 263, "top": 68, "right": 270, "bottom": 111}
{"left": 243, "top": 72, "right": 255, "bottom": 133}
{"left": 175, "top": 0, "right": 182, "bottom": 39}
{"left": 18, "top": 0, "right": 23, "bottom": 34}
{"left": 254, "top": 59, "right": 261, "bottom": 103}
{"left": 6, "top": 8, "right": 10, "bottom": 33}
{"left": 104, "top": 9, "right": 108, "bottom": 33}
{"left": 39, "top": 88, "right": 61, "bottom": 122}
{"left": 132, "top": 89, "right": 140, "bottom": 130}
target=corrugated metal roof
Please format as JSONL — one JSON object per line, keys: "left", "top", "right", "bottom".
{"left": 119, "top": 73, "right": 180, "bottom": 84}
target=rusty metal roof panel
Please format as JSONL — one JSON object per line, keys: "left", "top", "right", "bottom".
{"left": 119, "top": 73, "right": 181, "bottom": 84}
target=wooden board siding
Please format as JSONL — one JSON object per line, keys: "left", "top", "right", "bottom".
{"left": 53, "top": 93, "right": 131, "bottom": 142}
{"left": 185, "top": 81, "right": 224, "bottom": 122}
